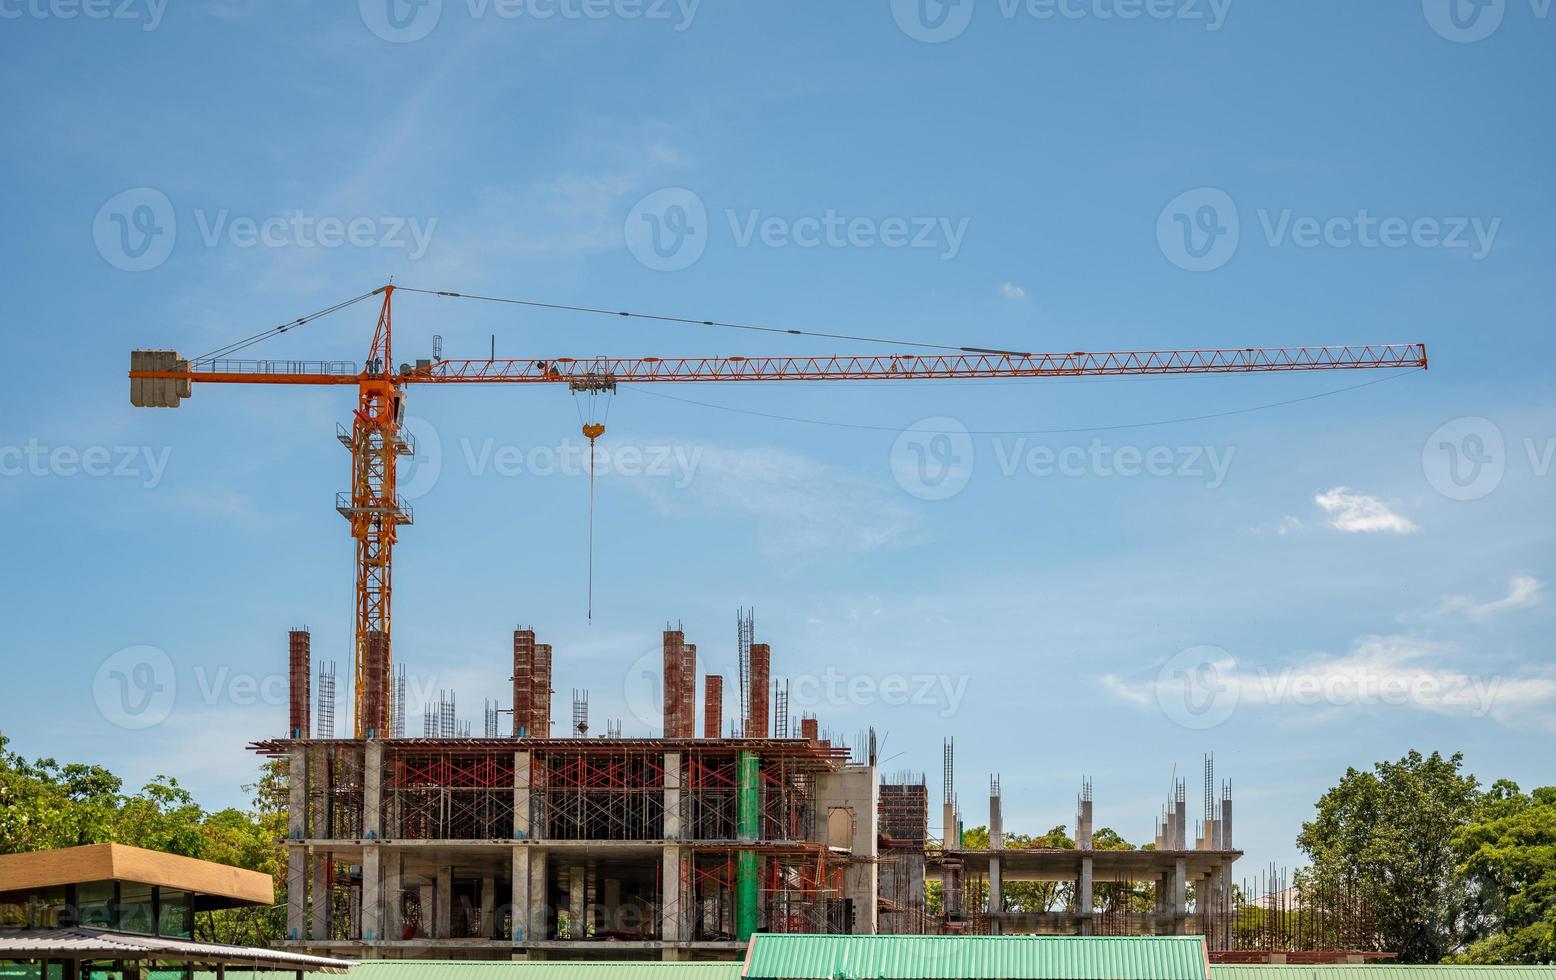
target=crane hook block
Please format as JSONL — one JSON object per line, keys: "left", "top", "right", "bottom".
{"left": 582, "top": 423, "right": 605, "bottom": 441}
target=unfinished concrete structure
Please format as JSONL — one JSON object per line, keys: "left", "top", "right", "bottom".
{"left": 263, "top": 622, "right": 879, "bottom": 962}
{"left": 939, "top": 757, "right": 1242, "bottom": 940}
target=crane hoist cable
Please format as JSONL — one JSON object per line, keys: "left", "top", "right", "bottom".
{"left": 570, "top": 373, "right": 615, "bottom": 622}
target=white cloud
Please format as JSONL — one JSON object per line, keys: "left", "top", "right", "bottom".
{"left": 1103, "top": 634, "right": 1556, "bottom": 725}
{"left": 1314, "top": 486, "right": 1418, "bottom": 534}
{"left": 1440, "top": 575, "right": 1544, "bottom": 620}
{"left": 1250, "top": 515, "right": 1304, "bottom": 536}
{"left": 999, "top": 282, "right": 1027, "bottom": 301}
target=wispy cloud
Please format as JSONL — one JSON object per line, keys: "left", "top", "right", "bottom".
{"left": 1438, "top": 575, "right": 1544, "bottom": 621}
{"left": 999, "top": 282, "right": 1026, "bottom": 301}
{"left": 1315, "top": 486, "right": 1417, "bottom": 534}
{"left": 1102, "top": 634, "right": 1556, "bottom": 725}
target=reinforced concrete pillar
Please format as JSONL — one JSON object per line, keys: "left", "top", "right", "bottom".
{"left": 663, "top": 752, "right": 683, "bottom": 840}
{"left": 1172, "top": 857, "right": 1187, "bottom": 935}
{"left": 988, "top": 854, "right": 1002, "bottom": 934}
{"left": 382, "top": 849, "right": 403, "bottom": 942}
{"left": 361, "top": 847, "right": 382, "bottom": 941}
{"left": 286, "top": 846, "right": 305, "bottom": 941}
{"left": 434, "top": 864, "right": 453, "bottom": 939}
{"left": 510, "top": 847, "right": 531, "bottom": 942}
{"left": 364, "top": 741, "right": 383, "bottom": 839}
{"left": 310, "top": 850, "right": 329, "bottom": 941}
{"left": 661, "top": 846, "right": 684, "bottom": 942}
{"left": 514, "top": 750, "right": 533, "bottom": 839}
{"left": 1078, "top": 856, "right": 1094, "bottom": 935}
{"left": 528, "top": 848, "right": 549, "bottom": 940}
{"left": 568, "top": 863, "right": 585, "bottom": 938}
{"left": 481, "top": 874, "right": 496, "bottom": 939}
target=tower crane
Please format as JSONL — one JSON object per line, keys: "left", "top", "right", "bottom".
{"left": 128, "top": 283, "right": 1428, "bottom": 737}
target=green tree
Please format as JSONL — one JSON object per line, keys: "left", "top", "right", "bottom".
{"left": 1450, "top": 783, "right": 1556, "bottom": 963}
{"left": 1298, "top": 750, "right": 1482, "bottom": 962}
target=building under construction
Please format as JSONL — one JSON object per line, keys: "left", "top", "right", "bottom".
{"left": 264, "top": 623, "right": 1385, "bottom": 963}
{"left": 261, "top": 619, "right": 879, "bottom": 961}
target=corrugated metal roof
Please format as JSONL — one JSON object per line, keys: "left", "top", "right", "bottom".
{"left": 1214, "top": 968, "right": 1556, "bottom": 980}
{"left": 0, "top": 929, "right": 349, "bottom": 973}
{"left": 744, "top": 934, "right": 1211, "bottom": 980}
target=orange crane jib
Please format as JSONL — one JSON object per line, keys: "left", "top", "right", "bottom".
{"left": 127, "top": 284, "right": 1428, "bottom": 737}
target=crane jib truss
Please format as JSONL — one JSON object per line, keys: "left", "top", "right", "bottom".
{"left": 128, "top": 284, "right": 1430, "bottom": 738}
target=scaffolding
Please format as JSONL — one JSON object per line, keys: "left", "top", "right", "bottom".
{"left": 385, "top": 747, "right": 517, "bottom": 839}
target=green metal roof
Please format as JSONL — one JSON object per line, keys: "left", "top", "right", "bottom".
{"left": 1213, "top": 969, "right": 1556, "bottom": 980}
{"left": 744, "top": 934, "right": 1211, "bottom": 980}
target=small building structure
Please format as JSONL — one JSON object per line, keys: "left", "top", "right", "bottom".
{"left": 0, "top": 843, "right": 348, "bottom": 980}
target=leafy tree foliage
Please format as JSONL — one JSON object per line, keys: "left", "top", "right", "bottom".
{"left": 1298, "top": 750, "right": 1482, "bottom": 962}
{"left": 1451, "top": 783, "right": 1556, "bottom": 963}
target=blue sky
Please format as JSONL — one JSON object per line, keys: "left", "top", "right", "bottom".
{"left": 2, "top": 1, "right": 1553, "bottom": 873}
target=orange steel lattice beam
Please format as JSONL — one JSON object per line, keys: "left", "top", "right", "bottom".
{"left": 142, "top": 343, "right": 1428, "bottom": 387}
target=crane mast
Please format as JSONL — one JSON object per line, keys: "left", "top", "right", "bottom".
{"left": 129, "top": 283, "right": 1428, "bottom": 739}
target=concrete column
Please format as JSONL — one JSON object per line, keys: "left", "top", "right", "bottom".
{"left": 361, "top": 847, "right": 382, "bottom": 941}
{"left": 514, "top": 750, "right": 533, "bottom": 839}
{"left": 1078, "top": 855, "right": 1094, "bottom": 935}
{"left": 481, "top": 875, "right": 496, "bottom": 939}
{"left": 568, "top": 863, "right": 585, "bottom": 938}
{"left": 434, "top": 864, "right": 453, "bottom": 939}
{"left": 363, "top": 741, "right": 383, "bottom": 839}
{"left": 287, "top": 748, "right": 307, "bottom": 838}
{"left": 286, "top": 846, "right": 305, "bottom": 941}
{"left": 988, "top": 854, "right": 1002, "bottom": 934}
{"left": 528, "top": 848, "right": 549, "bottom": 941}
{"left": 382, "top": 849, "right": 403, "bottom": 942}
{"left": 310, "top": 850, "right": 329, "bottom": 940}
{"left": 663, "top": 752, "right": 682, "bottom": 840}
{"left": 1221, "top": 796, "right": 1234, "bottom": 850}
{"left": 510, "top": 846, "right": 531, "bottom": 942}
{"left": 661, "top": 846, "right": 683, "bottom": 942}
{"left": 1172, "top": 857, "right": 1187, "bottom": 935}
